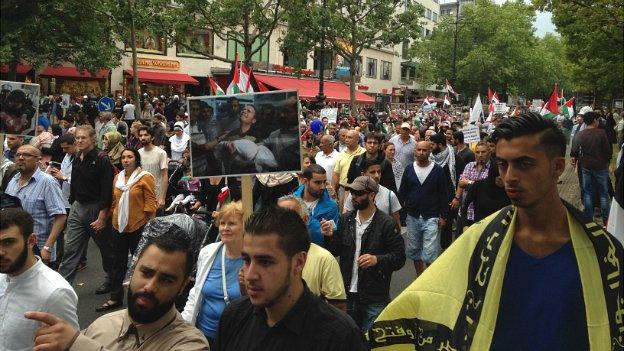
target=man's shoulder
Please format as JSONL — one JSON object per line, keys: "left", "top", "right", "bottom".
{"left": 220, "top": 296, "right": 254, "bottom": 324}
{"left": 304, "top": 293, "right": 360, "bottom": 335}
{"left": 87, "top": 309, "right": 126, "bottom": 331}
{"left": 35, "top": 263, "right": 77, "bottom": 298}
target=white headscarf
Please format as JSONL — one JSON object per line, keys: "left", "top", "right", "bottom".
{"left": 115, "top": 167, "right": 152, "bottom": 232}
{"left": 170, "top": 122, "right": 190, "bottom": 153}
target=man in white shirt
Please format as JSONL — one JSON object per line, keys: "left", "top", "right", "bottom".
{"left": 122, "top": 98, "right": 136, "bottom": 122}
{"left": 315, "top": 134, "right": 340, "bottom": 177}
{"left": 0, "top": 208, "right": 78, "bottom": 351}
{"left": 138, "top": 126, "right": 168, "bottom": 209}
{"left": 388, "top": 122, "right": 416, "bottom": 168}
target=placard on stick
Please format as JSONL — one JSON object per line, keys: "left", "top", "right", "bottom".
{"left": 462, "top": 125, "right": 481, "bottom": 144}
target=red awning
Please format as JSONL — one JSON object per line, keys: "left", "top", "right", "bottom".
{"left": 1, "top": 64, "right": 33, "bottom": 74}
{"left": 124, "top": 69, "right": 199, "bottom": 85}
{"left": 254, "top": 74, "right": 374, "bottom": 103}
{"left": 39, "top": 66, "right": 109, "bottom": 79}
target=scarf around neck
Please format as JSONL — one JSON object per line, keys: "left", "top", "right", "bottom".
{"left": 431, "top": 145, "right": 456, "bottom": 190}
{"left": 115, "top": 167, "right": 151, "bottom": 232}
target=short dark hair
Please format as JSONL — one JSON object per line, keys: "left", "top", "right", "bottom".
{"left": 492, "top": 112, "right": 566, "bottom": 158}
{"left": 138, "top": 126, "right": 153, "bottom": 136}
{"left": 430, "top": 132, "right": 446, "bottom": 145}
{"left": 361, "top": 156, "right": 382, "bottom": 171}
{"left": 1, "top": 208, "right": 33, "bottom": 240}
{"left": 582, "top": 111, "right": 598, "bottom": 125}
{"left": 244, "top": 206, "right": 311, "bottom": 258}
{"left": 302, "top": 164, "right": 326, "bottom": 180}
{"left": 138, "top": 227, "right": 193, "bottom": 277}
{"left": 58, "top": 133, "right": 75, "bottom": 145}
{"left": 453, "top": 131, "right": 465, "bottom": 144}
{"left": 365, "top": 131, "right": 383, "bottom": 144}
{"left": 122, "top": 148, "right": 142, "bottom": 167}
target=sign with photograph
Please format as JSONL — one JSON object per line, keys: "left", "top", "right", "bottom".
{"left": 462, "top": 125, "right": 481, "bottom": 144}
{"left": 60, "top": 94, "right": 70, "bottom": 109}
{"left": 0, "top": 80, "right": 40, "bottom": 136}
{"left": 320, "top": 108, "right": 338, "bottom": 123}
{"left": 188, "top": 90, "right": 301, "bottom": 178}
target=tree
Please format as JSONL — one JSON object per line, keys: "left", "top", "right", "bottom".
{"left": 0, "top": 0, "right": 122, "bottom": 81}
{"left": 533, "top": 0, "right": 624, "bottom": 104}
{"left": 160, "top": 0, "right": 285, "bottom": 68}
{"left": 283, "top": 0, "right": 424, "bottom": 115}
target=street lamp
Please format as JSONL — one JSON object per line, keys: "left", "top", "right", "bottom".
{"left": 315, "top": 0, "right": 327, "bottom": 109}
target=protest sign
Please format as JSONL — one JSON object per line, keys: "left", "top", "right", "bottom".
{"left": 187, "top": 90, "right": 301, "bottom": 178}
{"left": 0, "top": 81, "right": 40, "bottom": 136}
{"left": 61, "top": 94, "right": 70, "bottom": 109}
{"left": 493, "top": 102, "right": 507, "bottom": 114}
{"left": 462, "top": 125, "right": 481, "bottom": 144}
{"left": 320, "top": 108, "right": 338, "bottom": 123}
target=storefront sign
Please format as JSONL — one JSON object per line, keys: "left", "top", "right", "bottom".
{"left": 137, "top": 57, "right": 180, "bottom": 71}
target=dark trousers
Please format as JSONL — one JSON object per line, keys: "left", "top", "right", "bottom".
{"left": 110, "top": 226, "right": 143, "bottom": 302}
{"left": 58, "top": 201, "right": 114, "bottom": 284}
{"left": 441, "top": 206, "right": 457, "bottom": 250}
{"left": 346, "top": 293, "right": 388, "bottom": 332}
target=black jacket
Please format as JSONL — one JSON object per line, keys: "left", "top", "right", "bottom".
{"left": 329, "top": 209, "right": 405, "bottom": 303}
{"left": 346, "top": 152, "right": 398, "bottom": 195}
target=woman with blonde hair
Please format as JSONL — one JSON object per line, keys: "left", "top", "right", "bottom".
{"left": 182, "top": 201, "right": 245, "bottom": 345}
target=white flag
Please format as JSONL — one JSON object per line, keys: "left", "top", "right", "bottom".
{"left": 469, "top": 94, "right": 484, "bottom": 124}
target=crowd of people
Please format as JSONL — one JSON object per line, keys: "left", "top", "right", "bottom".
{"left": 1, "top": 91, "right": 623, "bottom": 350}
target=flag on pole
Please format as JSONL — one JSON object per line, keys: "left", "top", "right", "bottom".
{"left": 562, "top": 97, "right": 575, "bottom": 119}
{"left": 445, "top": 80, "right": 459, "bottom": 98}
{"left": 540, "top": 83, "right": 560, "bottom": 119}
{"left": 226, "top": 53, "right": 241, "bottom": 95}
{"left": 487, "top": 88, "right": 500, "bottom": 120}
{"left": 208, "top": 76, "right": 225, "bottom": 95}
{"left": 469, "top": 94, "right": 484, "bottom": 124}
{"left": 239, "top": 64, "right": 252, "bottom": 93}
{"left": 443, "top": 94, "right": 451, "bottom": 106}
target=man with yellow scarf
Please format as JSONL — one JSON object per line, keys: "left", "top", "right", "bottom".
{"left": 369, "top": 112, "right": 623, "bottom": 350}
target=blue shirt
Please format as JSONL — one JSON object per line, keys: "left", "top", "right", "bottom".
{"left": 491, "top": 241, "right": 588, "bottom": 351}
{"left": 5, "top": 168, "right": 66, "bottom": 261}
{"left": 196, "top": 246, "right": 244, "bottom": 339}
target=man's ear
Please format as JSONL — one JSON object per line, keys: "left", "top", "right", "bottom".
{"left": 27, "top": 233, "right": 37, "bottom": 249}
{"left": 292, "top": 251, "right": 307, "bottom": 276}
{"left": 553, "top": 156, "right": 566, "bottom": 179}
{"left": 178, "top": 277, "right": 192, "bottom": 296}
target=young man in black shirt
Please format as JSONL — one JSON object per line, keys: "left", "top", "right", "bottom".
{"left": 215, "top": 207, "right": 365, "bottom": 351}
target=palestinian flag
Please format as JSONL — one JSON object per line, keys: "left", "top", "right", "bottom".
{"left": 208, "top": 76, "right": 225, "bottom": 95}
{"left": 226, "top": 53, "right": 241, "bottom": 95}
{"left": 443, "top": 94, "right": 451, "bottom": 106}
{"left": 540, "top": 83, "right": 560, "bottom": 119}
{"left": 239, "top": 64, "right": 252, "bottom": 93}
{"left": 562, "top": 97, "right": 575, "bottom": 119}
{"left": 445, "top": 79, "right": 459, "bottom": 98}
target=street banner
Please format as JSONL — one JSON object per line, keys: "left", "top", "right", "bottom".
{"left": 493, "top": 102, "right": 507, "bottom": 114}
{"left": 320, "top": 107, "right": 338, "bottom": 123}
{"left": 187, "top": 90, "right": 301, "bottom": 178}
{"left": 462, "top": 125, "right": 481, "bottom": 144}
{"left": 0, "top": 80, "right": 40, "bottom": 136}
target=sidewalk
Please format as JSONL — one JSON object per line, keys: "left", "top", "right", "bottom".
{"left": 558, "top": 161, "right": 582, "bottom": 210}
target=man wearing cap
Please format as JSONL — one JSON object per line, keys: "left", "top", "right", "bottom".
{"left": 329, "top": 176, "right": 405, "bottom": 332}
{"left": 388, "top": 122, "right": 416, "bottom": 170}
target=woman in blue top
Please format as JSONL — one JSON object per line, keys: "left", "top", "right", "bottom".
{"left": 182, "top": 201, "right": 245, "bottom": 345}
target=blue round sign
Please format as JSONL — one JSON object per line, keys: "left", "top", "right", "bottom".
{"left": 98, "top": 97, "right": 115, "bottom": 112}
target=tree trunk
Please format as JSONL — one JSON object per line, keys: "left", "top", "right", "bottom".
{"left": 7, "top": 61, "right": 18, "bottom": 82}
{"left": 349, "top": 55, "right": 356, "bottom": 117}
{"left": 129, "top": 2, "right": 142, "bottom": 117}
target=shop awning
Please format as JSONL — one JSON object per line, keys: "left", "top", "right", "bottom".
{"left": 254, "top": 74, "right": 374, "bottom": 103}
{"left": 1, "top": 64, "right": 33, "bottom": 74}
{"left": 39, "top": 66, "right": 109, "bottom": 78}
{"left": 124, "top": 69, "right": 199, "bottom": 85}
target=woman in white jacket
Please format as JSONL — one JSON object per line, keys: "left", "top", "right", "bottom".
{"left": 182, "top": 201, "right": 245, "bottom": 344}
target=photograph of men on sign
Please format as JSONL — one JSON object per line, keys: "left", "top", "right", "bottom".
{"left": 0, "top": 81, "right": 39, "bottom": 135}
{"left": 188, "top": 90, "right": 301, "bottom": 178}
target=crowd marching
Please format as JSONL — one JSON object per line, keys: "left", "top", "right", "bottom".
{"left": 1, "top": 91, "right": 623, "bottom": 351}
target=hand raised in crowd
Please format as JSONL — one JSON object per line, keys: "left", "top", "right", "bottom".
{"left": 24, "top": 311, "right": 79, "bottom": 351}
{"left": 320, "top": 219, "right": 334, "bottom": 237}
{"left": 357, "top": 254, "right": 378, "bottom": 268}
{"left": 48, "top": 168, "right": 65, "bottom": 181}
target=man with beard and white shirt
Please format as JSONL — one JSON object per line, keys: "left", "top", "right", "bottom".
{"left": 26, "top": 230, "right": 210, "bottom": 351}
{"left": 1, "top": 208, "right": 78, "bottom": 351}
{"left": 138, "top": 126, "right": 168, "bottom": 210}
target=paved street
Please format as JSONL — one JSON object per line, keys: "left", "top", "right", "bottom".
{"left": 73, "top": 159, "right": 583, "bottom": 329}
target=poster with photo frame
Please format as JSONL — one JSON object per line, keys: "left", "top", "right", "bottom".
{"left": 188, "top": 90, "right": 302, "bottom": 178}
{"left": 1, "top": 80, "right": 40, "bottom": 136}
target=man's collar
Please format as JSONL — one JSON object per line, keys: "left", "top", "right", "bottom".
{"left": 252, "top": 281, "right": 313, "bottom": 335}
{"left": 119, "top": 305, "right": 178, "bottom": 342}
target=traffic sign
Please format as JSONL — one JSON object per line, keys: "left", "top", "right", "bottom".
{"left": 98, "top": 97, "right": 114, "bottom": 112}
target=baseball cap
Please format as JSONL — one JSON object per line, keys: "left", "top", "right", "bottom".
{"left": 345, "top": 176, "right": 379, "bottom": 193}
{"left": 400, "top": 122, "right": 411, "bottom": 129}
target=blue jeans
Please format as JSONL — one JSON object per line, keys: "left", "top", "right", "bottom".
{"left": 346, "top": 294, "right": 388, "bottom": 332}
{"left": 405, "top": 215, "right": 440, "bottom": 263}
{"left": 581, "top": 168, "right": 611, "bottom": 221}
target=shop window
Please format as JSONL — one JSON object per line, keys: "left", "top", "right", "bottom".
{"left": 366, "top": 58, "right": 377, "bottom": 78}
{"left": 126, "top": 31, "right": 167, "bottom": 55}
{"left": 176, "top": 29, "right": 214, "bottom": 58}
{"left": 227, "top": 33, "right": 269, "bottom": 63}
{"left": 381, "top": 61, "right": 392, "bottom": 80}
{"left": 339, "top": 55, "right": 361, "bottom": 76}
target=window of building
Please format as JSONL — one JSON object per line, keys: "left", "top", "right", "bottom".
{"left": 366, "top": 58, "right": 377, "bottom": 78}
{"left": 381, "top": 61, "right": 392, "bottom": 80}
{"left": 126, "top": 31, "right": 167, "bottom": 55}
{"left": 176, "top": 29, "right": 214, "bottom": 58}
{"left": 341, "top": 55, "right": 362, "bottom": 76}
{"left": 402, "top": 40, "right": 410, "bottom": 59}
{"left": 313, "top": 48, "right": 334, "bottom": 72}
{"left": 226, "top": 33, "right": 269, "bottom": 63}
{"left": 401, "top": 62, "right": 416, "bottom": 81}
{"left": 432, "top": 12, "right": 438, "bottom": 22}
{"left": 426, "top": 8, "right": 432, "bottom": 20}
